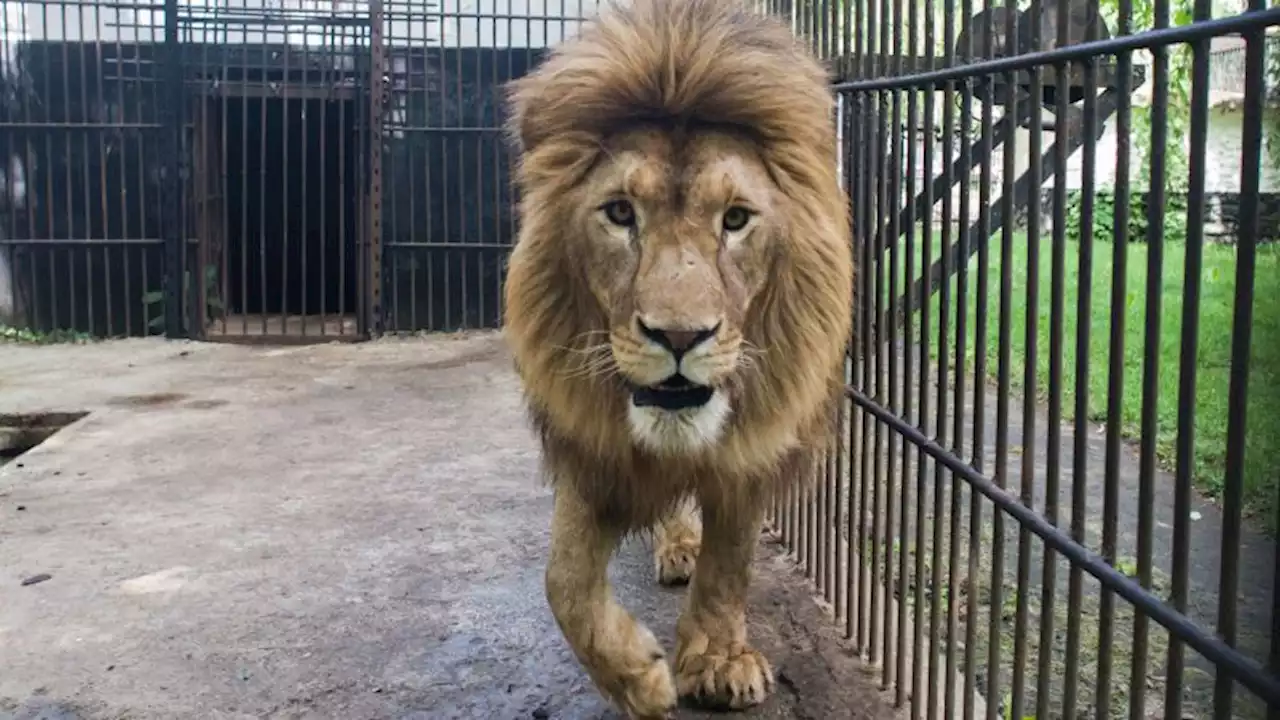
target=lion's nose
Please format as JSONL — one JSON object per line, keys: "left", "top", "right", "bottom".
{"left": 636, "top": 317, "right": 720, "bottom": 357}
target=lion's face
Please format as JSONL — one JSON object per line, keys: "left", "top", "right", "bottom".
{"left": 504, "top": 0, "right": 852, "bottom": 474}
{"left": 565, "top": 128, "right": 777, "bottom": 455}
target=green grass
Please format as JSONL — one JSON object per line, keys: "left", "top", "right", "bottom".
{"left": 0, "top": 324, "right": 95, "bottom": 345}
{"left": 887, "top": 227, "right": 1280, "bottom": 532}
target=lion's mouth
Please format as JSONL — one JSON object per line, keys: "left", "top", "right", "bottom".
{"left": 629, "top": 374, "right": 714, "bottom": 411}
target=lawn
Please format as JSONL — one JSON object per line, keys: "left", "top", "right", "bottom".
{"left": 888, "top": 225, "right": 1280, "bottom": 532}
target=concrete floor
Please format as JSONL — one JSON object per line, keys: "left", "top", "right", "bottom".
{"left": 0, "top": 333, "right": 897, "bottom": 720}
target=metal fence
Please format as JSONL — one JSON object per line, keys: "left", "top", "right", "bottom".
{"left": 767, "top": 1, "right": 1280, "bottom": 720}
{"left": 0, "top": 0, "right": 599, "bottom": 341}
{"left": 1, "top": 0, "right": 1277, "bottom": 717}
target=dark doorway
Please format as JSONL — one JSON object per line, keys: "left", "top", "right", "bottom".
{"left": 212, "top": 93, "right": 361, "bottom": 338}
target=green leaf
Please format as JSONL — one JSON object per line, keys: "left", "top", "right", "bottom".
{"left": 142, "top": 290, "right": 165, "bottom": 304}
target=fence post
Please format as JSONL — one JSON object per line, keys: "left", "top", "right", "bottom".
{"left": 162, "top": 0, "right": 186, "bottom": 339}
{"left": 367, "top": 0, "right": 385, "bottom": 338}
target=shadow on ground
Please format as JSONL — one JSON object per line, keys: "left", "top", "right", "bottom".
{"left": 0, "top": 333, "right": 897, "bottom": 720}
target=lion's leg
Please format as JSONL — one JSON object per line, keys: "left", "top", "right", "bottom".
{"left": 673, "top": 497, "right": 774, "bottom": 710}
{"left": 652, "top": 496, "right": 702, "bottom": 586}
{"left": 546, "top": 487, "right": 676, "bottom": 719}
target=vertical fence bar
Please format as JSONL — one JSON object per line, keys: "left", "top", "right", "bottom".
{"left": 1010, "top": 0, "right": 1042, "bottom": 714}
{"left": 163, "top": 0, "right": 184, "bottom": 338}
{"left": 1215, "top": 2, "right": 1264, "bottom": 716}
{"left": 952, "top": 3, "right": 975, "bottom": 720}
{"left": 964, "top": 5, "right": 995, "bottom": 718}
{"left": 911, "top": 0, "right": 935, "bottom": 705}
{"left": 842, "top": 0, "right": 863, "bottom": 629}
{"left": 987, "top": 0, "right": 1017, "bottom": 711}
{"left": 884, "top": 0, "right": 904, "bottom": 687}
{"left": 1062, "top": 9, "right": 1099, "bottom": 718}
{"left": 1037, "top": 0, "right": 1072, "bottom": 715}
{"left": 854, "top": 0, "right": 877, "bottom": 667}
{"left": 928, "top": 0, "right": 956, "bottom": 714}
{"left": 895, "top": 0, "right": 918, "bottom": 699}
{"left": 1098, "top": 0, "right": 1134, "bottom": 713}
{"left": 1164, "top": 0, "right": 1212, "bottom": 716}
{"left": 1131, "top": 0, "right": 1172, "bottom": 713}
{"left": 280, "top": 22, "right": 291, "bottom": 336}
{"left": 368, "top": 0, "right": 384, "bottom": 337}
{"left": 872, "top": 2, "right": 894, "bottom": 699}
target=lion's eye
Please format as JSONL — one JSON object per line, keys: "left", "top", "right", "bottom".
{"left": 722, "top": 206, "right": 752, "bottom": 233}
{"left": 601, "top": 199, "right": 636, "bottom": 228}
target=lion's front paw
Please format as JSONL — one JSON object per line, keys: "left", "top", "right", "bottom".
{"left": 675, "top": 644, "right": 774, "bottom": 710}
{"left": 614, "top": 651, "right": 677, "bottom": 719}
{"left": 595, "top": 623, "right": 677, "bottom": 720}
{"left": 653, "top": 534, "right": 699, "bottom": 586}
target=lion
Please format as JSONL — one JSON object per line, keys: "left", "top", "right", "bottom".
{"left": 501, "top": 0, "right": 854, "bottom": 716}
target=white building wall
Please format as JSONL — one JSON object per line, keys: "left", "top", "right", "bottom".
{"left": 434, "top": 0, "right": 599, "bottom": 48}
{"left": 1, "top": 0, "right": 602, "bottom": 47}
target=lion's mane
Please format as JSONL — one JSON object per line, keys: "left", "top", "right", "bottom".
{"left": 502, "top": 0, "right": 855, "bottom": 525}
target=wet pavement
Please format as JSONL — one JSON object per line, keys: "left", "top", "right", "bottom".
{"left": 0, "top": 333, "right": 897, "bottom": 720}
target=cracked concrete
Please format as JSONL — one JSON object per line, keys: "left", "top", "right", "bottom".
{"left": 0, "top": 333, "right": 898, "bottom": 720}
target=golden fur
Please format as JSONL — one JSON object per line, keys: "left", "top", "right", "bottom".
{"left": 502, "top": 0, "right": 854, "bottom": 715}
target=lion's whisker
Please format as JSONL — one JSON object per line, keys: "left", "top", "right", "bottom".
{"left": 553, "top": 342, "right": 613, "bottom": 357}
{"left": 557, "top": 351, "right": 620, "bottom": 380}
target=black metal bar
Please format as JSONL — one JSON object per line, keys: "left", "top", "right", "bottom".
{"left": 884, "top": 0, "right": 904, "bottom": 692}
{"left": 1036, "top": 0, "right": 1071, "bottom": 713}
{"left": 368, "top": 0, "right": 384, "bottom": 337}
{"left": 835, "top": 7, "right": 1280, "bottom": 91}
{"left": 1164, "top": 2, "right": 1212, "bottom": 716}
{"left": 0, "top": 122, "right": 165, "bottom": 129}
{"left": 1097, "top": 0, "right": 1134, "bottom": 712}
{"left": 0, "top": 238, "right": 168, "bottom": 246}
{"left": 853, "top": 0, "right": 875, "bottom": 662}
{"left": 1062, "top": 15, "right": 1099, "bottom": 718}
{"left": 870, "top": 40, "right": 890, "bottom": 697}
{"left": 1009, "top": 0, "right": 1043, "bottom": 712}
{"left": 912, "top": 0, "right": 936, "bottom": 709}
{"left": 1132, "top": 0, "right": 1172, "bottom": 714}
{"left": 847, "top": 97, "right": 866, "bottom": 646}
{"left": 1215, "top": 1, "right": 1265, "bottom": 715}
{"left": 846, "top": 386, "right": 1280, "bottom": 708}
{"left": 987, "top": 0, "right": 1016, "bottom": 710}
{"left": 280, "top": 19, "right": 291, "bottom": 336}
{"left": 964, "top": 4, "right": 995, "bottom": 717}
{"left": 895, "top": 0, "right": 919, "bottom": 696}
{"left": 929, "top": 0, "right": 956, "bottom": 715}
{"left": 162, "top": 0, "right": 184, "bottom": 338}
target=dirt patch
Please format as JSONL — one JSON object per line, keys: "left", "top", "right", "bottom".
{"left": 409, "top": 346, "right": 504, "bottom": 372}
{"left": 104, "top": 392, "right": 188, "bottom": 408}
{"left": 181, "top": 399, "right": 229, "bottom": 410}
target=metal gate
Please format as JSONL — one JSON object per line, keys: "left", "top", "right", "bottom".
{"left": 768, "top": 1, "right": 1280, "bottom": 719}
{"left": 181, "top": 0, "right": 372, "bottom": 341}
